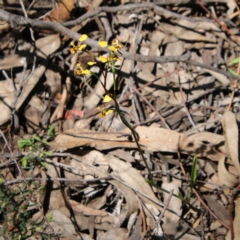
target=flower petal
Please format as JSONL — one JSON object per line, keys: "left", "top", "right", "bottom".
{"left": 79, "top": 34, "right": 88, "bottom": 42}
{"left": 109, "top": 46, "right": 117, "bottom": 52}
{"left": 103, "top": 94, "right": 112, "bottom": 103}
{"left": 98, "top": 41, "right": 108, "bottom": 48}
{"left": 76, "top": 69, "right": 82, "bottom": 75}
{"left": 87, "top": 61, "right": 96, "bottom": 66}
{"left": 105, "top": 109, "right": 114, "bottom": 116}
{"left": 111, "top": 39, "right": 118, "bottom": 45}
{"left": 99, "top": 56, "right": 108, "bottom": 63}
{"left": 70, "top": 48, "right": 76, "bottom": 54}
{"left": 78, "top": 44, "right": 87, "bottom": 51}
{"left": 82, "top": 69, "right": 91, "bottom": 74}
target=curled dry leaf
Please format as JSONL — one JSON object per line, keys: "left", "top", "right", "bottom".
{"left": 218, "top": 156, "right": 239, "bottom": 187}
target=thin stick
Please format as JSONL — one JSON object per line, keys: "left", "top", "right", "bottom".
{"left": 150, "top": 189, "right": 174, "bottom": 232}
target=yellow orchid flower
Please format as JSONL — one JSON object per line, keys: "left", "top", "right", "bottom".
{"left": 76, "top": 63, "right": 91, "bottom": 75}
{"left": 70, "top": 34, "right": 88, "bottom": 54}
{"left": 97, "top": 94, "right": 114, "bottom": 117}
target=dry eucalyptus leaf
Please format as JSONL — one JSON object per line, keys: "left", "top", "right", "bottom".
{"left": 46, "top": 209, "right": 76, "bottom": 238}
{"left": 226, "top": 197, "right": 240, "bottom": 240}
{"left": 204, "top": 69, "right": 230, "bottom": 85}
{"left": 49, "top": 189, "right": 66, "bottom": 210}
{"left": 35, "top": 34, "right": 61, "bottom": 58}
{"left": 0, "top": 54, "right": 27, "bottom": 70}
{"left": 158, "top": 23, "right": 216, "bottom": 42}
{"left": 106, "top": 155, "right": 162, "bottom": 210}
{"left": 69, "top": 199, "right": 108, "bottom": 216}
{"left": 204, "top": 195, "right": 230, "bottom": 226}
{"left": 43, "top": 0, "right": 74, "bottom": 23}
{"left": 218, "top": 156, "right": 239, "bottom": 187}
{"left": 221, "top": 111, "right": 240, "bottom": 174}
{"left": 200, "top": 173, "right": 222, "bottom": 192}
{"left": 0, "top": 80, "right": 15, "bottom": 125}
{"left": 171, "top": 18, "right": 221, "bottom": 32}
{"left": 99, "top": 228, "right": 128, "bottom": 240}
{"left": 50, "top": 126, "right": 225, "bottom": 160}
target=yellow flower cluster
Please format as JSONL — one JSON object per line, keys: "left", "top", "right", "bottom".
{"left": 98, "top": 94, "right": 114, "bottom": 117}
{"left": 69, "top": 34, "right": 88, "bottom": 54}
{"left": 70, "top": 35, "right": 123, "bottom": 117}
{"left": 98, "top": 38, "right": 123, "bottom": 53}
{"left": 70, "top": 35, "right": 123, "bottom": 76}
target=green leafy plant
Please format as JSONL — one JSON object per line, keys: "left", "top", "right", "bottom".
{"left": 227, "top": 57, "right": 240, "bottom": 76}
{"left": 187, "top": 156, "right": 198, "bottom": 202}
{"left": 0, "top": 125, "right": 58, "bottom": 239}
{"left": 0, "top": 181, "right": 47, "bottom": 239}
{"left": 18, "top": 125, "right": 55, "bottom": 169}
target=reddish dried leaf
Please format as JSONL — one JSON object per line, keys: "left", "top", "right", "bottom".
{"left": 43, "top": 0, "right": 75, "bottom": 23}
{"left": 65, "top": 110, "right": 84, "bottom": 120}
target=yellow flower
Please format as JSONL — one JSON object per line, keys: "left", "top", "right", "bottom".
{"left": 98, "top": 39, "right": 123, "bottom": 53}
{"left": 98, "top": 54, "right": 120, "bottom": 65}
{"left": 70, "top": 42, "right": 78, "bottom": 54}
{"left": 99, "top": 55, "right": 108, "bottom": 63}
{"left": 111, "top": 39, "right": 123, "bottom": 49}
{"left": 98, "top": 41, "right": 108, "bottom": 48}
{"left": 98, "top": 109, "right": 114, "bottom": 117}
{"left": 87, "top": 61, "right": 96, "bottom": 66}
{"left": 103, "top": 94, "right": 113, "bottom": 103}
{"left": 97, "top": 94, "right": 114, "bottom": 117}
{"left": 78, "top": 44, "right": 87, "bottom": 51}
{"left": 76, "top": 63, "right": 91, "bottom": 75}
{"left": 108, "top": 46, "right": 118, "bottom": 52}
{"left": 70, "top": 34, "right": 88, "bottom": 54}
{"left": 79, "top": 34, "right": 88, "bottom": 42}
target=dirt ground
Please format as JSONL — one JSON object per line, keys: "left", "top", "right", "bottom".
{"left": 0, "top": 0, "right": 240, "bottom": 239}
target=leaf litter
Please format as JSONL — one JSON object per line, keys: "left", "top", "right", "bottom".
{"left": 1, "top": 0, "right": 240, "bottom": 239}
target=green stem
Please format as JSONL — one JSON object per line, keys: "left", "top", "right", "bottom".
{"left": 112, "top": 98, "right": 153, "bottom": 180}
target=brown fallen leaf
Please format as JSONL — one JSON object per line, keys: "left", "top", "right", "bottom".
{"left": 221, "top": 111, "right": 240, "bottom": 173}
{"left": 226, "top": 197, "right": 240, "bottom": 240}
{"left": 99, "top": 228, "right": 128, "bottom": 240}
{"left": 43, "top": 0, "right": 74, "bottom": 23}
{"left": 46, "top": 210, "right": 76, "bottom": 238}
{"left": 68, "top": 199, "right": 108, "bottom": 216}
{"left": 218, "top": 156, "right": 239, "bottom": 187}
{"left": 49, "top": 126, "right": 225, "bottom": 161}
{"left": 203, "top": 195, "right": 230, "bottom": 227}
